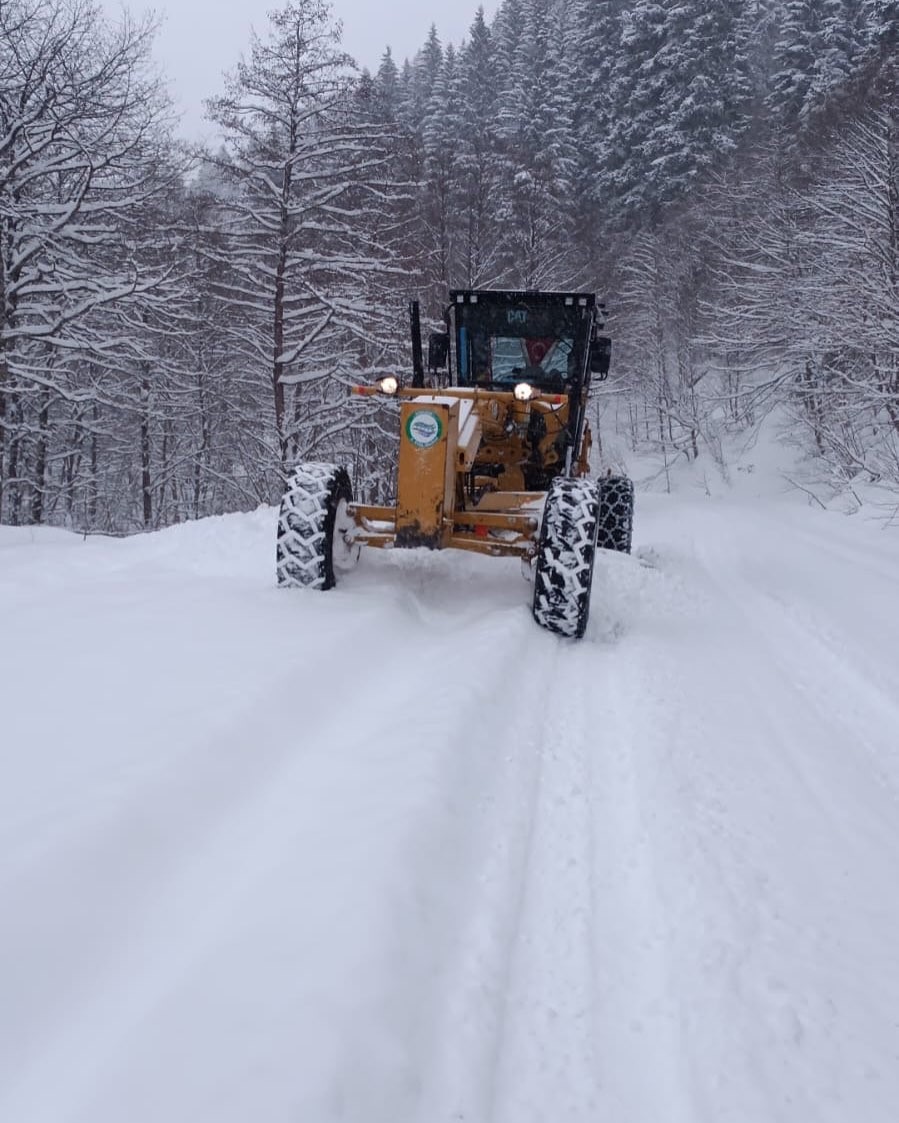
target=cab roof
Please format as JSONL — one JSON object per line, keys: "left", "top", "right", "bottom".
{"left": 449, "top": 289, "right": 600, "bottom": 310}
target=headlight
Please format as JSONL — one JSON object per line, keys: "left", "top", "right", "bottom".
{"left": 514, "top": 382, "right": 536, "bottom": 402}
{"left": 377, "top": 375, "right": 399, "bottom": 396}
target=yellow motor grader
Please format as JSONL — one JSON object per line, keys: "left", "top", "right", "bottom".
{"left": 276, "top": 289, "right": 634, "bottom": 638}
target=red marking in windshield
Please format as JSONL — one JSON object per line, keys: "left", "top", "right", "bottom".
{"left": 525, "top": 338, "right": 555, "bottom": 366}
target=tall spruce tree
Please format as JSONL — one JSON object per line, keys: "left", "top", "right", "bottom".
{"left": 602, "top": 0, "right": 751, "bottom": 226}
{"left": 407, "top": 24, "right": 444, "bottom": 131}
{"left": 494, "top": 0, "right": 579, "bottom": 285}
{"left": 865, "top": 0, "right": 899, "bottom": 53}
{"left": 457, "top": 7, "right": 503, "bottom": 285}
{"left": 770, "top": 0, "right": 870, "bottom": 134}
{"left": 421, "top": 44, "right": 464, "bottom": 300}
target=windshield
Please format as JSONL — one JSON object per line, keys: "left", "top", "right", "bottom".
{"left": 455, "top": 301, "right": 588, "bottom": 389}
{"left": 490, "top": 336, "right": 574, "bottom": 383}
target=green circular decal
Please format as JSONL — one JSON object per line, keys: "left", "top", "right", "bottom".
{"left": 406, "top": 409, "right": 444, "bottom": 449}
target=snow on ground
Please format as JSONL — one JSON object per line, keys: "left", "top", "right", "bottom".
{"left": 2, "top": 476, "right": 899, "bottom": 1123}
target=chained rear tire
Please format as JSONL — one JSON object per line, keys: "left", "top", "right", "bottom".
{"left": 597, "top": 475, "right": 634, "bottom": 554}
{"left": 532, "top": 477, "right": 601, "bottom": 639}
{"left": 276, "top": 463, "right": 354, "bottom": 590}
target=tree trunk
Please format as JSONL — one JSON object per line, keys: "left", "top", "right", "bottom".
{"left": 141, "top": 368, "right": 153, "bottom": 528}
{"left": 194, "top": 368, "right": 209, "bottom": 520}
{"left": 0, "top": 363, "right": 7, "bottom": 522}
{"left": 88, "top": 405, "right": 99, "bottom": 527}
{"left": 6, "top": 392, "right": 21, "bottom": 526}
{"left": 31, "top": 388, "right": 51, "bottom": 524}
{"left": 273, "top": 245, "right": 288, "bottom": 470}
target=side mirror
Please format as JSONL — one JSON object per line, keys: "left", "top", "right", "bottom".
{"left": 427, "top": 331, "right": 450, "bottom": 371}
{"left": 589, "top": 336, "right": 611, "bottom": 379}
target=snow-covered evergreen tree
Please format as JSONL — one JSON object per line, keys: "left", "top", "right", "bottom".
{"left": 406, "top": 24, "right": 444, "bottom": 132}
{"left": 493, "top": 0, "right": 579, "bottom": 285}
{"left": 602, "top": 0, "right": 752, "bottom": 226}
{"left": 866, "top": 0, "right": 899, "bottom": 50}
{"left": 374, "top": 48, "right": 402, "bottom": 122}
{"left": 770, "top": 0, "right": 870, "bottom": 135}
{"left": 456, "top": 7, "right": 503, "bottom": 286}
{"left": 420, "top": 44, "right": 464, "bottom": 302}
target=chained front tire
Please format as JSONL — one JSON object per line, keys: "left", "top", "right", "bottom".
{"left": 597, "top": 475, "right": 634, "bottom": 553}
{"left": 532, "top": 477, "right": 601, "bottom": 639}
{"left": 276, "top": 463, "right": 356, "bottom": 590}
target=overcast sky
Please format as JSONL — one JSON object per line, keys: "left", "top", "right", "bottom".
{"left": 111, "top": 0, "right": 500, "bottom": 139}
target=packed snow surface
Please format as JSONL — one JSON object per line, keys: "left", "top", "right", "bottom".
{"left": 2, "top": 487, "right": 899, "bottom": 1123}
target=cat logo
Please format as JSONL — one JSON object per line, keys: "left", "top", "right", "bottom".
{"left": 507, "top": 309, "right": 528, "bottom": 325}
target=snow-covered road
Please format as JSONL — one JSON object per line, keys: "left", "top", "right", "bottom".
{"left": 2, "top": 490, "right": 898, "bottom": 1122}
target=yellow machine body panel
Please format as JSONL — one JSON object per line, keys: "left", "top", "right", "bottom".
{"left": 396, "top": 400, "right": 458, "bottom": 548}
{"left": 349, "top": 388, "right": 559, "bottom": 558}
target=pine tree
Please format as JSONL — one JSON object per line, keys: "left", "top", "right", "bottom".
{"left": 491, "top": 0, "right": 526, "bottom": 84}
{"left": 568, "top": 0, "right": 628, "bottom": 177}
{"left": 374, "top": 47, "right": 401, "bottom": 122}
{"left": 602, "top": 0, "right": 752, "bottom": 226}
{"left": 770, "top": 0, "right": 870, "bottom": 133}
{"left": 735, "top": 0, "right": 783, "bottom": 133}
{"left": 456, "top": 7, "right": 502, "bottom": 285}
{"left": 567, "top": 0, "right": 629, "bottom": 269}
{"left": 421, "top": 44, "right": 464, "bottom": 300}
{"left": 406, "top": 24, "right": 444, "bottom": 131}
{"left": 493, "top": 0, "right": 578, "bottom": 285}
{"left": 866, "top": 0, "right": 899, "bottom": 47}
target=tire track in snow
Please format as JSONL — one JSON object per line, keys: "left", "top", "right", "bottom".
{"left": 650, "top": 531, "right": 899, "bottom": 1123}
{"left": 317, "top": 511, "right": 898, "bottom": 1123}
{"left": 565, "top": 528, "right": 899, "bottom": 1123}
{"left": 740, "top": 507, "right": 899, "bottom": 703}
{"left": 574, "top": 644, "right": 711, "bottom": 1123}
{"left": 405, "top": 627, "right": 607, "bottom": 1123}
{"left": 695, "top": 528, "right": 899, "bottom": 804}
{"left": 761, "top": 507, "right": 899, "bottom": 586}
{"left": 484, "top": 644, "right": 602, "bottom": 1123}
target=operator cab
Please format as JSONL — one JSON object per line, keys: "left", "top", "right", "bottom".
{"left": 445, "top": 290, "right": 608, "bottom": 392}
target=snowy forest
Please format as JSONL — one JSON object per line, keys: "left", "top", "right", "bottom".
{"left": 1, "top": 0, "right": 898, "bottom": 532}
